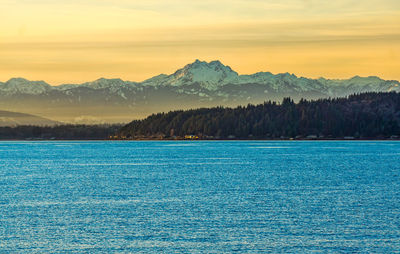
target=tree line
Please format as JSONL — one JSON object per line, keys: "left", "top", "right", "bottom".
{"left": 119, "top": 92, "right": 400, "bottom": 139}
{"left": 0, "top": 124, "right": 122, "bottom": 140}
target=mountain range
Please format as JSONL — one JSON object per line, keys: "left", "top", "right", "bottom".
{"left": 1, "top": 60, "right": 399, "bottom": 123}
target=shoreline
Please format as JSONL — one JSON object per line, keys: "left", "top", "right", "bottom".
{"left": 0, "top": 138, "right": 399, "bottom": 141}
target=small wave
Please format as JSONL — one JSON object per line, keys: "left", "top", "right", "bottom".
{"left": 249, "top": 146, "right": 291, "bottom": 149}
{"left": 163, "top": 144, "right": 199, "bottom": 147}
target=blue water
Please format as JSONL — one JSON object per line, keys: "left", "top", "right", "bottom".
{"left": 0, "top": 141, "right": 400, "bottom": 253}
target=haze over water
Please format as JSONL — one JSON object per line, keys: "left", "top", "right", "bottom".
{"left": 0, "top": 141, "right": 399, "bottom": 252}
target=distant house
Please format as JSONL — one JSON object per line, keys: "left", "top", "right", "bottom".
{"left": 184, "top": 135, "right": 199, "bottom": 140}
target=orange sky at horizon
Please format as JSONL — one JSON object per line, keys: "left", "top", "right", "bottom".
{"left": 0, "top": 0, "right": 399, "bottom": 85}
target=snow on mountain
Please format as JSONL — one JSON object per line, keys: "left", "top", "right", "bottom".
{"left": 170, "top": 60, "right": 239, "bottom": 90}
{"left": 142, "top": 60, "right": 239, "bottom": 90}
{"left": 238, "top": 72, "right": 274, "bottom": 84}
{"left": 318, "top": 76, "right": 400, "bottom": 96}
{"left": 58, "top": 78, "right": 136, "bottom": 91}
{"left": 2, "top": 61, "right": 399, "bottom": 97}
{"left": 141, "top": 74, "right": 168, "bottom": 86}
{"left": 80, "top": 78, "right": 128, "bottom": 89}
{"left": 0, "top": 78, "right": 51, "bottom": 95}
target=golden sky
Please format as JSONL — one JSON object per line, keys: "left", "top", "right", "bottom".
{"left": 1, "top": 0, "right": 399, "bottom": 84}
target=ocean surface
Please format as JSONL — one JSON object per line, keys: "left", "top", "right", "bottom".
{"left": 0, "top": 141, "right": 400, "bottom": 253}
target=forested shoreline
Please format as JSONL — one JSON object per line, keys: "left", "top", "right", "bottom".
{"left": 0, "top": 124, "right": 122, "bottom": 140}
{"left": 0, "top": 92, "right": 400, "bottom": 140}
{"left": 119, "top": 92, "right": 400, "bottom": 140}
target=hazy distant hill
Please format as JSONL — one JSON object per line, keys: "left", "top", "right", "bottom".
{"left": 1, "top": 60, "right": 399, "bottom": 123}
{"left": 0, "top": 110, "right": 58, "bottom": 127}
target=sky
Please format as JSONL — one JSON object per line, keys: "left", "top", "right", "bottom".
{"left": 0, "top": 0, "right": 399, "bottom": 84}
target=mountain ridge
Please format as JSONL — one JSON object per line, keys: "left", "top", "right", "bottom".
{"left": 2, "top": 59, "right": 398, "bottom": 89}
{"left": 0, "top": 110, "right": 58, "bottom": 127}
{"left": 1, "top": 59, "right": 399, "bottom": 123}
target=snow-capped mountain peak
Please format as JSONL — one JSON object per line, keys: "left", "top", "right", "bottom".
{"left": 168, "top": 60, "right": 239, "bottom": 90}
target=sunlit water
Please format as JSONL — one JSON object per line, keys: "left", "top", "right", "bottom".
{"left": 0, "top": 141, "right": 400, "bottom": 252}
